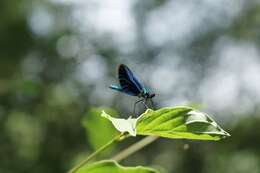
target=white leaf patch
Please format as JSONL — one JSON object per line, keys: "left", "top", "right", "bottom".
{"left": 101, "top": 111, "right": 138, "bottom": 136}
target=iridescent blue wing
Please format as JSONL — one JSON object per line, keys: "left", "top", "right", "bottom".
{"left": 109, "top": 84, "right": 137, "bottom": 96}
{"left": 117, "top": 64, "right": 144, "bottom": 96}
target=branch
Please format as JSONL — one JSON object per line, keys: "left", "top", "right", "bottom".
{"left": 111, "top": 136, "right": 159, "bottom": 162}
{"left": 67, "top": 133, "right": 128, "bottom": 173}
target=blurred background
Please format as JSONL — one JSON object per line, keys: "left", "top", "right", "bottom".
{"left": 1, "top": 0, "right": 260, "bottom": 172}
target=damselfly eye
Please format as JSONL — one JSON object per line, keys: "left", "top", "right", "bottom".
{"left": 149, "top": 93, "right": 155, "bottom": 98}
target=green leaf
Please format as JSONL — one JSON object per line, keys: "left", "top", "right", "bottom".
{"left": 137, "top": 106, "right": 230, "bottom": 141}
{"left": 82, "top": 108, "right": 119, "bottom": 152}
{"left": 102, "top": 106, "right": 230, "bottom": 141}
{"left": 76, "top": 160, "right": 159, "bottom": 173}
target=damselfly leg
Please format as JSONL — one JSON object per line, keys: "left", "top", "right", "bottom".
{"left": 134, "top": 99, "right": 144, "bottom": 116}
{"left": 134, "top": 98, "right": 155, "bottom": 116}
{"left": 143, "top": 99, "right": 149, "bottom": 109}
{"left": 149, "top": 98, "right": 155, "bottom": 110}
{"left": 143, "top": 98, "right": 155, "bottom": 110}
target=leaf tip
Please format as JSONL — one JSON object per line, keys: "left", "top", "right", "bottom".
{"left": 224, "top": 131, "right": 231, "bottom": 137}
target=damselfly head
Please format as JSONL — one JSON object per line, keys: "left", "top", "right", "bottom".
{"left": 149, "top": 93, "right": 156, "bottom": 98}
{"left": 144, "top": 92, "right": 155, "bottom": 99}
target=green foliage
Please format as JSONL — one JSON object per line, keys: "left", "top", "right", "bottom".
{"left": 102, "top": 106, "right": 230, "bottom": 141}
{"left": 70, "top": 106, "right": 230, "bottom": 173}
{"left": 76, "top": 160, "right": 159, "bottom": 173}
{"left": 82, "top": 108, "right": 119, "bottom": 152}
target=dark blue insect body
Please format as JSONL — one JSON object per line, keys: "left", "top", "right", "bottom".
{"left": 110, "top": 64, "right": 155, "bottom": 112}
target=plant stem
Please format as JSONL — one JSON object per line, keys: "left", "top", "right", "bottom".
{"left": 67, "top": 133, "right": 128, "bottom": 173}
{"left": 111, "top": 136, "right": 159, "bottom": 162}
